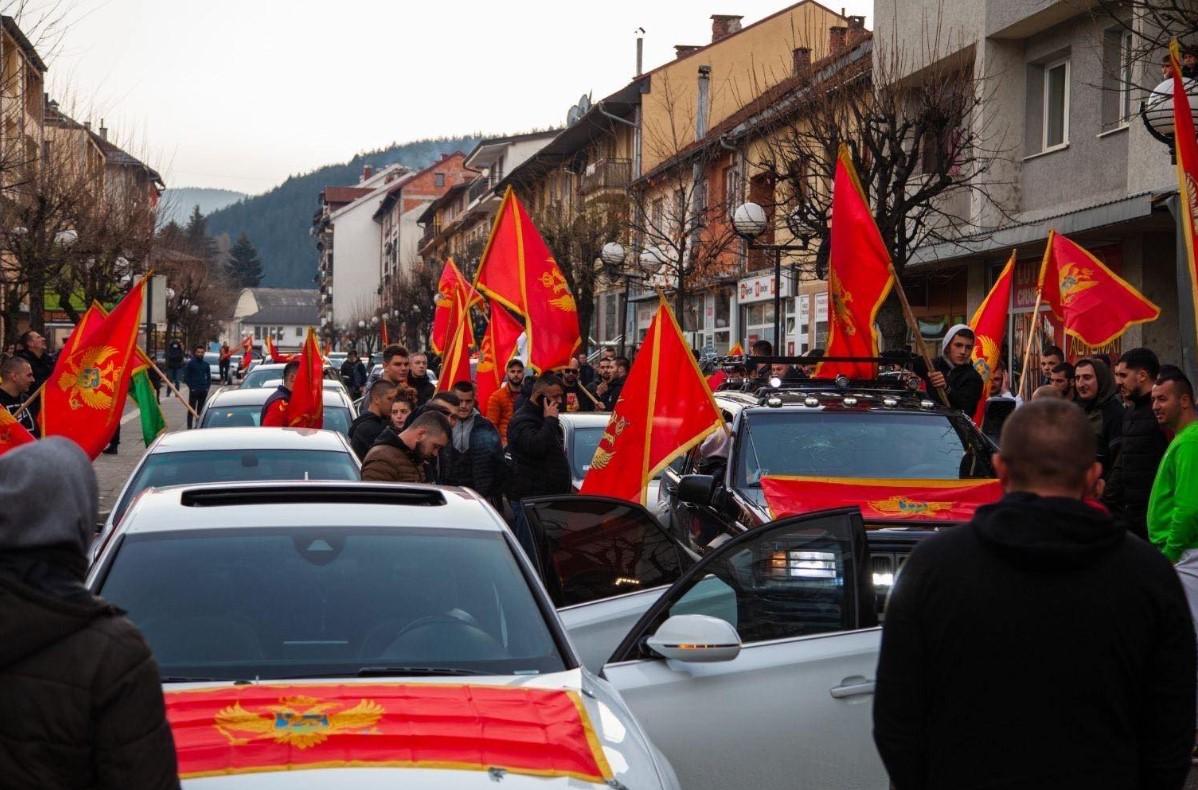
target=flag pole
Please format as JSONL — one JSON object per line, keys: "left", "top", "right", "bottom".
{"left": 887, "top": 262, "right": 950, "bottom": 407}
{"left": 143, "top": 356, "right": 201, "bottom": 422}
{"left": 11, "top": 382, "right": 45, "bottom": 422}
{"left": 1018, "top": 287, "right": 1044, "bottom": 402}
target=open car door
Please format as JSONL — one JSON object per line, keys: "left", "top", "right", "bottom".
{"left": 514, "top": 495, "right": 698, "bottom": 673}
{"left": 601, "top": 508, "right": 886, "bottom": 790}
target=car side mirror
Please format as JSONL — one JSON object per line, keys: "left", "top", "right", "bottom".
{"left": 676, "top": 474, "right": 715, "bottom": 507}
{"left": 646, "top": 614, "right": 741, "bottom": 663}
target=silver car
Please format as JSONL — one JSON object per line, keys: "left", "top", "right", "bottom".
{"left": 199, "top": 385, "right": 356, "bottom": 435}
{"left": 239, "top": 362, "right": 339, "bottom": 390}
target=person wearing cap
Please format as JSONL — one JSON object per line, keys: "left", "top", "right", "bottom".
{"left": 0, "top": 438, "right": 179, "bottom": 788}
{"left": 927, "top": 323, "right": 983, "bottom": 417}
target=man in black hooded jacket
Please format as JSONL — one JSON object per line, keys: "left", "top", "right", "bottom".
{"left": 1105, "top": 347, "right": 1168, "bottom": 539}
{"left": 0, "top": 438, "right": 179, "bottom": 789}
{"left": 1075, "top": 356, "right": 1124, "bottom": 476}
{"left": 873, "top": 399, "right": 1195, "bottom": 790}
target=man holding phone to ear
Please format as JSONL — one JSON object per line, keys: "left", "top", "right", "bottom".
{"left": 507, "top": 373, "right": 572, "bottom": 502}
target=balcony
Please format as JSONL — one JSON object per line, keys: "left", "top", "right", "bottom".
{"left": 468, "top": 177, "right": 496, "bottom": 205}
{"left": 580, "top": 159, "right": 632, "bottom": 196}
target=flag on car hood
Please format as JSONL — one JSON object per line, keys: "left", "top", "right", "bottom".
{"left": 762, "top": 475, "right": 1003, "bottom": 523}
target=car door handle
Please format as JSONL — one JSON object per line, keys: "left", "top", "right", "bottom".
{"left": 830, "top": 678, "right": 876, "bottom": 699}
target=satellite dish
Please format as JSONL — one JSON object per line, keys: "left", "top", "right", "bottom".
{"left": 578, "top": 93, "right": 592, "bottom": 115}
{"left": 567, "top": 105, "right": 582, "bottom": 126}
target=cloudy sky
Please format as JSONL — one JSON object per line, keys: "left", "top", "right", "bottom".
{"left": 35, "top": 0, "right": 871, "bottom": 194}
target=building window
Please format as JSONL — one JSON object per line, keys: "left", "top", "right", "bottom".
{"left": 435, "top": 172, "right": 445, "bottom": 188}
{"left": 1119, "top": 31, "right": 1134, "bottom": 123}
{"left": 650, "top": 197, "right": 665, "bottom": 232}
{"left": 1042, "top": 58, "right": 1070, "bottom": 150}
{"left": 1101, "top": 28, "right": 1135, "bottom": 131}
{"left": 295, "top": 326, "right": 303, "bottom": 337}
{"left": 254, "top": 326, "right": 262, "bottom": 339}
{"left": 723, "top": 165, "right": 740, "bottom": 220}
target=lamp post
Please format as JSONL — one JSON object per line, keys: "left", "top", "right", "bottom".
{"left": 1141, "top": 75, "right": 1198, "bottom": 163}
{"left": 732, "top": 202, "right": 810, "bottom": 352}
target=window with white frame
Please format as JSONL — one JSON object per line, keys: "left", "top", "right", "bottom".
{"left": 1043, "top": 59, "right": 1070, "bottom": 150}
{"left": 1119, "top": 30, "right": 1134, "bottom": 124}
{"left": 295, "top": 326, "right": 303, "bottom": 337}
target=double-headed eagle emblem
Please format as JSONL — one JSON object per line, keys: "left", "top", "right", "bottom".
{"left": 829, "top": 270, "right": 856, "bottom": 336}
{"left": 867, "top": 496, "right": 953, "bottom": 517}
{"left": 590, "top": 415, "right": 629, "bottom": 471}
{"left": 1057, "top": 262, "right": 1099, "bottom": 306}
{"left": 971, "top": 334, "right": 999, "bottom": 381}
{"left": 56, "top": 345, "right": 122, "bottom": 411}
{"left": 539, "top": 266, "right": 577, "bottom": 313}
{"left": 214, "top": 695, "right": 384, "bottom": 749}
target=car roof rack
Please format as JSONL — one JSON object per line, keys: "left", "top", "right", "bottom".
{"left": 180, "top": 484, "right": 447, "bottom": 509}
{"left": 711, "top": 352, "right": 928, "bottom": 398}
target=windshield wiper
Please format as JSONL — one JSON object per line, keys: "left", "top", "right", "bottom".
{"left": 355, "top": 666, "right": 481, "bottom": 677}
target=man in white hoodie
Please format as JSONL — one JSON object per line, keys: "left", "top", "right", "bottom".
{"left": 927, "top": 323, "right": 984, "bottom": 417}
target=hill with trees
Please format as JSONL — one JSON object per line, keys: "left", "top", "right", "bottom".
{"left": 159, "top": 188, "right": 246, "bottom": 225}
{"left": 204, "top": 135, "right": 481, "bottom": 288}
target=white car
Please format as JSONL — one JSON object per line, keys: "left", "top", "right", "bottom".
{"left": 558, "top": 412, "right": 671, "bottom": 526}
{"left": 89, "top": 480, "right": 886, "bottom": 789}
{"left": 239, "top": 362, "right": 339, "bottom": 390}
{"left": 198, "top": 386, "right": 356, "bottom": 435}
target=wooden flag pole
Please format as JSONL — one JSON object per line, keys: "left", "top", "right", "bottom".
{"left": 887, "top": 262, "right": 950, "bottom": 407}
{"left": 1019, "top": 287, "right": 1045, "bottom": 402}
{"left": 11, "top": 382, "right": 45, "bottom": 423}
{"left": 142, "top": 357, "right": 201, "bottom": 421}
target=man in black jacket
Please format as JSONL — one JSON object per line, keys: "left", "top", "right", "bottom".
{"left": 15, "top": 330, "right": 54, "bottom": 422}
{"left": 1105, "top": 347, "right": 1168, "bottom": 539}
{"left": 874, "top": 399, "right": 1195, "bottom": 790}
{"left": 441, "top": 381, "right": 506, "bottom": 505}
{"left": 0, "top": 438, "right": 179, "bottom": 789}
{"left": 407, "top": 352, "right": 436, "bottom": 406}
{"left": 927, "top": 323, "right": 983, "bottom": 416}
{"left": 1075, "top": 356, "right": 1124, "bottom": 476}
{"left": 339, "top": 349, "right": 367, "bottom": 400}
{"left": 348, "top": 379, "right": 397, "bottom": 460}
{"left": 507, "top": 373, "right": 572, "bottom": 500}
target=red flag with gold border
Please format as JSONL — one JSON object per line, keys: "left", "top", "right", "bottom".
{"left": 762, "top": 475, "right": 1002, "bottom": 524}
{"left": 439, "top": 290, "right": 473, "bottom": 389}
{"left": 814, "top": 146, "right": 895, "bottom": 380}
{"left": 0, "top": 409, "right": 35, "bottom": 456}
{"left": 241, "top": 335, "right": 253, "bottom": 371}
{"left": 40, "top": 279, "right": 146, "bottom": 458}
{"left": 285, "top": 328, "right": 323, "bottom": 429}
{"left": 580, "top": 301, "right": 724, "bottom": 505}
{"left": 476, "top": 302, "right": 524, "bottom": 410}
{"left": 432, "top": 259, "right": 479, "bottom": 354}
{"left": 968, "top": 251, "right": 1015, "bottom": 425}
{"left": 474, "top": 188, "right": 580, "bottom": 371}
{"left": 1170, "top": 38, "right": 1198, "bottom": 358}
{"left": 1038, "top": 229, "right": 1159, "bottom": 347}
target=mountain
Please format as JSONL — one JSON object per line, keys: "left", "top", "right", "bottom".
{"left": 205, "top": 135, "right": 482, "bottom": 288}
{"left": 159, "top": 187, "right": 246, "bottom": 226}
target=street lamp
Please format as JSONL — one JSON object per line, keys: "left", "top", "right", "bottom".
{"left": 53, "top": 228, "right": 78, "bottom": 247}
{"left": 733, "top": 201, "right": 809, "bottom": 352}
{"left": 1141, "top": 76, "right": 1198, "bottom": 162}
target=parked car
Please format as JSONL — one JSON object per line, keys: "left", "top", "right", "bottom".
{"left": 239, "top": 362, "right": 339, "bottom": 389}
{"left": 559, "top": 412, "right": 671, "bottom": 526}
{"left": 198, "top": 386, "right": 356, "bottom": 435}
{"left": 202, "top": 351, "right": 224, "bottom": 383}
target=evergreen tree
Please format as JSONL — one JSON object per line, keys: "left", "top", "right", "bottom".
{"left": 226, "top": 232, "right": 263, "bottom": 288}
{"left": 184, "top": 205, "right": 218, "bottom": 262}
{"left": 156, "top": 219, "right": 186, "bottom": 250}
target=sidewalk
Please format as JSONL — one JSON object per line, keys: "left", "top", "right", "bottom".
{"left": 92, "top": 381, "right": 214, "bottom": 520}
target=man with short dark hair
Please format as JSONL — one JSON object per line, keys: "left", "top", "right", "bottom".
{"left": 380, "top": 344, "right": 409, "bottom": 385}
{"left": 348, "top": 378, "right": 397, "bottom": 460}
{"left": 486, "top": 359, "right": 524, "bottom": 441}
{"left": 1105, "top": 348, "right": 1168, "bottom": 539}
{"left": 927, "top": 324, "right": 983, "bottom": 416}
{"left": 0, "top": 355, "right": 37, "bottom": 436}
{"left": 260, "top": 359, "right": 299, "bottom": 427}
{"left": 361, "top": 409, "right": 451, "bottom": 483}
{"left": 183, "top": 345, "right": 210, "bottom": 429}
{"left": 15, "top": 330, "right": 53, "bottom": 423}
{"left": 1049, "top": 361, "right": 1076, "bottom": 400}
{"left": 575, "top": 350, "right": 595, "bottom": 387}
{"left": 340, "top": 349, "right": 367, "bottom": 400}
{"left": 875, "top": 398, "right": 1196, "bottom": 790}
{"left": 507, "top": 373, "right": 571, "bottom": 500}
{"left": 1040, "top": 344, "right": 1065, "bottom": 385}
{"left": 442, "top": 381, "right": 505, "bottom": 504}
{"left": 1075, "top": 356, "right": 1124, "bottom": 476}
{"left": 1148, "top": 369, "right": 1198, "bottom": 571}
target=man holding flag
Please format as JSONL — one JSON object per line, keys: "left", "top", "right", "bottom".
{"left": 928, "top": 324, "right": 983, "bottom": 417}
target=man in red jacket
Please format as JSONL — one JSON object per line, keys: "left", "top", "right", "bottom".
{"left": 260, "top": 360, "right": 299, "bottom": 427}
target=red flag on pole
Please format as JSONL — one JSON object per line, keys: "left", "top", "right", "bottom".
{"left": 1170, "top": 38, "right": 1198, "bottom": 360}
{"left": 432, "top": 259, "right": 480, "bottom": 354}
{"left": 968, "top": 251, "right": 1016, "bottom": 425}
{"left": 1038, "top": 230, "right": 1159, "bottom": 347}
{"left": 40, "top": 279, "right": 147, "bottom": 458}
{"left": 476, "top": 302, "right": 525, "bottom": 410}
{"left": 241, "top": 335, "right": 253, "bottom": 371}
{"left": 439, "top": 291, "right": 473, "bottom": 389}
{"left": 286, "top": 328, "right": 324, "bottom": 429}
{"left": 380, "top": 319, "right": 390, "bottom": 348}
{"left": 814, "top": 146, "right": 895, "bottom": 380}
{"left": 474, "top": 188, "right": 580, "bottom": 372}
{"left": 580, "top": 301, "right": 724, "bottom": 505}
{"left": 0, "top": 408, "right": 35, "bottom": 457}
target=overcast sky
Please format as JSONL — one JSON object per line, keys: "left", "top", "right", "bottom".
{"left": 36, "top": 0, "right": 871, "bottom": 195}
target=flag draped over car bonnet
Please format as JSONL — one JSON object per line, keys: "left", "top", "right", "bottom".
{"left": 164, "top": 682, "right": 613, "bottom": 783}
{"left": 762, "top": 476, "right": 1003, "bottom": 523}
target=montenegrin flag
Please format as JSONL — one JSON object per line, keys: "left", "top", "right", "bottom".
{"left": 1170, "top": 38, "right": 1198, "bottom": 359}
{"left": 432, "top": 258, "right": 479, "bottom": 354}
{"left": 266, "top": 335, "right": 296, "bottom": 364}
{"left": 815, "top": 145, "right": 895, "bottom": 380}
{"left": 40, "top": 280, "right": 146, "bottom": 459}
{"left": 286, "top": 328, "right": 323, "bottom": 429}
{"left": 164, "top": 682, "right": 613, "bottom": 783}
{"left": 439, "top": 290, "right": 473, "bottom": 390}
{"left": 1038, "top": 229, "right": 1159, "bottom": 347}
{"left": 761, "top": 476, "right": 1003, "bottom": 524}
{"left": 968, "top": 250, "right": 1015, "bottom": 425}
{"left": 581, "top": 301, "right": 724, "bottom": 505}
{"left": 0, "top": 408, "right": 35, "bottom": 457}
{"left": 241, "top": 335, "right": 253, "bottom": 371}
{"left": 92, "top": 299, "right": 166, "bottom": 447}
{"left": 474, "top": 187, "right": 580, "bottom": 371}
{"left": 476, "top": 301, "right": 524, "bottom": 410}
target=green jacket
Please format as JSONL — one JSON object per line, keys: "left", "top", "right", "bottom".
{"left": 1148, "top": 420, "right": 1198, "bottom": 562}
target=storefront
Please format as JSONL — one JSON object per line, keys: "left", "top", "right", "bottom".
{"left": 737, "top": 272, "right": 792, "bottom": 350}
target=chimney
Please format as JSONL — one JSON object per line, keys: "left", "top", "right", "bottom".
{"left": 847, "top": 15, "right": 866, "bottom": 46}
{"left": 99, "top": 118, "right": 107, "bottom": 141}
{"left": 362, "top": 164, "right": 373, "bottom": 182}
{"left": 710, "top": 14, "right": 743, "bottom": 43}
{"left": 83, "top": 121, "right": 91, "bottom": 131}
{"left": 674, "top": 44, "right": 701, "bottom": 59}
{"left": 828, "top": 26, "right": 847, "bottom": 55}
{"left": 792, "top": 46, "right": 811, "bottom": 75}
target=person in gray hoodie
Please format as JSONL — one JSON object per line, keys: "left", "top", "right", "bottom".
{"left": 0, "top": 438, "right": 179, "bottom": 789}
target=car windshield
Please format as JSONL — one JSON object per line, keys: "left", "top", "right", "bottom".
{"left": 113, "top": 449, "right": 358, "bottom": 524}
{"left": 573, "top": 425, "right": 661, "bottom": 481}
{"left": 200, "top": 405, "right": 352, "bottom": 435}
{"left": 240, "top": 367, "right": 282, "bottom": 388}
{"left": 735, "top": 410, "right": 995, "bottom": 487}
{"left": 97, "top": 528, "right": 566, "bottom": 680}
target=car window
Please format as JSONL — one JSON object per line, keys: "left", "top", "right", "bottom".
{"left": 200, "top": 406, "right": 351, "bottom": 435}
{"left": 573, "top": 426, "right": 666, "bottom": 482}
{"left": 239, "top": 367, "right": 280, "bottom": 388}
{"left": 736, "top": 411, "right": 995, "bottom": 487}
{"left": 98, "top": 528, "right": 566, "bottom": 680}
{"left": 526, "top": 498, "right": 690, "bottom": 607}
{"left": 659, "top": 512, "right": 862, "bottom": 644}
{"left": 113, "top": 449, "right": 358, "bottom": 524}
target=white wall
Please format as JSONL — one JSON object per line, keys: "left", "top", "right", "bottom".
{"left": 330, "top": 192, "right": 387, "bottom": 326}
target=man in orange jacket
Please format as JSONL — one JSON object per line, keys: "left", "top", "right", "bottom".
{"left": 485, "top": 359, "right": 524, "bottom": 445}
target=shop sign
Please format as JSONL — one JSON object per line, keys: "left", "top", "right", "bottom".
{"left": 737, "top": 273, "right": 792, "bottom": 304}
